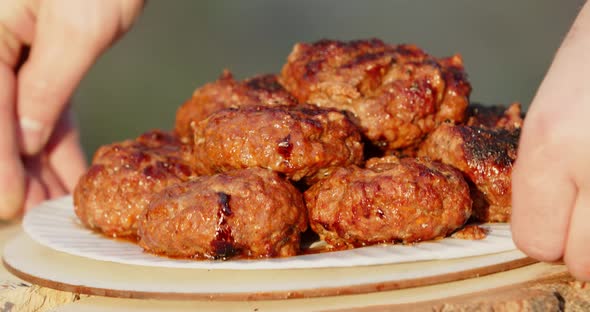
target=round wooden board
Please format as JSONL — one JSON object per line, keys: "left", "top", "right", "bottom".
{"left": 3, "top": 233, "right": 536, "bottom": 301}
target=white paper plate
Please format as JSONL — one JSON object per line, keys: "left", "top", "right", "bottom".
{"left": 23, "top": 196, "right": 517, "bottom": 270}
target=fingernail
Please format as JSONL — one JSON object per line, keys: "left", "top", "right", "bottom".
{"left": 19, "top": 117, "right": 49, "bottom": 155}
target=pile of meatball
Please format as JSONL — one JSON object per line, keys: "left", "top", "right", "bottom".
{"left": 74, "top": 39, "right": 523, "bottom": 260}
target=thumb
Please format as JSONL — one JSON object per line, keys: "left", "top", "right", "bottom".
{"left": 17, "top": 0, "right": 143, "bottom": 155}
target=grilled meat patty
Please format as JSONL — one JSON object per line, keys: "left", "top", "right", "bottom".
{"left": 74, "top": 131, "right": 196, "bottom": 237}
{"left": 280, "top": 39, "right": 471, "bottom": 150}
{"left": 304, "top": 156, "right": 472, "bottom": 248}
{"left": 175, "top": 71, "right": 297, "bottom": 143}
{"left": 192, "top": 104, "right": 364, "bottom": 182}
{"left": 418, "top": 123, "right": 519, "bottom": 222}
{"left": 466, "top": 102, "right": 524, "bottom": 130}
{"left": 138, "top": 168, "right": 307, "bottom": 259}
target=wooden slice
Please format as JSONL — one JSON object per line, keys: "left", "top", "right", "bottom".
{"left": 3, "top": 233, "right": 536, "bottom": 301}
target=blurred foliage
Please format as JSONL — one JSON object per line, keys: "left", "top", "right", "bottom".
{"left": 73, "top": 0, "right": 584, "bottom": 157}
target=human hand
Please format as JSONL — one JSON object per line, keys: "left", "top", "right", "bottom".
{"left": 512, "top": 2, "right": 590, "bottom": 281}
{"left": 0, "top": 0, "right": 144, "bottom": 219}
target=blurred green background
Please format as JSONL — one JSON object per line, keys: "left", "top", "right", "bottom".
{"left": 73, "top": 0, "right": 584, "bottom": 158}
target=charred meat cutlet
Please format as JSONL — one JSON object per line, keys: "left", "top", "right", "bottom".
{"left": 467, "top": 102, "right": 524, "bottom": 130}
{"left": 175, "top": 71, "right": 298, "bottom": 143}
{"left": 280, "top": 39, "right": 471, "bottom": 150}
{"left": 74, "top": 131, "right": 197, "bottom": 237}
{"left": 192, "top": 104, "right": 364, "bottom": 183}
{"left": 418, "top": 123, "right": 519, "bottom": 222}
{"left": 304, "top": 156, "right": 472, "bottom": 248}
{"left": 138, "top": 168, "right": 307, "bottom": 259}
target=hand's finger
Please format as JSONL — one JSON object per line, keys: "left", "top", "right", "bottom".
{"left": 0, "top": 0, "right": 38, "bottom": 50}
{"left": 512, "top": 1, "right": 590, "bottom": 263}
{"left": 24, "top": 161, "right": 49, "bottom": 212}
{"left": 17, "top": 0, "right": 107, "bottom": 155}
{"left": 46, "top": 109, "right": 87, "bottom": 192}
{"left": 22, "top": 154, "right": 67, "bottom": 212}
{"left": 35, "top": 155, "right": 67, "bottom": 200}
{"left": 511, "top": 115, "right": 577, "bottom": 261}
{"left": 564, "top": 189, "right": 590, "bottom": 281}
{"left": 40, "top": 169, "right": 67, "bottom": 200}
{"left": 0, "top": 0, "right": 41, "bottom": 219}
{"left": 0, "top": 56, "right": 25, "bottom": 220}
{"left": 23, "top": 179, "right": 45, "bottom": 215}
{"left": 17, "top": 0, "right": 144, "bottom": 156}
